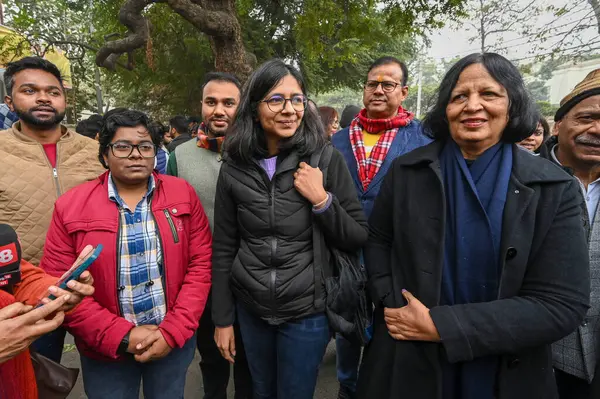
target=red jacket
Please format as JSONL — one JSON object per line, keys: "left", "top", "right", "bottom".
{"left": 40, "top": 172, "right": 212, "bottom": 361}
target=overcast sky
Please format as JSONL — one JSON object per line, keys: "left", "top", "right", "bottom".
{"left": 428, "top": 0, "right": 598, "bottom": 63}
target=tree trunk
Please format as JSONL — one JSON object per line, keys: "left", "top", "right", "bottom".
{"left": 96, "top": 0, "right": 255, "bottom": 82}
{"left": 167, "top": 0, "right": 255, "bottom": 82}
{"left": 479, "top": 0, "right": 486, "bottom": 53}
{"left": 589, "top": 0, "right": 600, "bottom": 35}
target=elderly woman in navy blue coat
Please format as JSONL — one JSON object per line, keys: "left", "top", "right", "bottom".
{"left": 357, "top": 53, "right": 591, "bottom": 399}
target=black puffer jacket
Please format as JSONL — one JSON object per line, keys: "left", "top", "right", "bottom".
{"left": 212, "top": 146, "right": 369, "bottom": 326}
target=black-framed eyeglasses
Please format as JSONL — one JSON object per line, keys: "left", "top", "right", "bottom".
{"left": 261, "top": 95, "right": 307, "bottom": 113}
{"left": 364, "top": 80, "right": 402, "bottom": 93}
{"left": 108, "top": 142, "right": 157, "bottom": 158}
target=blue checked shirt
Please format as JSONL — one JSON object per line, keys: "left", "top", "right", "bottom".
{"left": 0, "top": 103, "right": 18, "bottom": 130}
{"left": 108, "top": 173, "right": 167, "bottom": 326}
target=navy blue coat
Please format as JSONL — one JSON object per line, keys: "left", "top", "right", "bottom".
{"left": 331, "top": 120, "right": 432, "bottom": 218}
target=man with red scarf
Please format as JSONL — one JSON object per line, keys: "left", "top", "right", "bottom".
{"left": 167, "top": 72, "right": 253, "bottom": 399}
{"left": 331, "top": 56, "right": 432, "bottom": 399}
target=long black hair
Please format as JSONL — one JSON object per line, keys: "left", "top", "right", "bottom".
{"left": 224, "top": 59, "right": 326, "bottom": 164}
{"left": 423, "top": 53, "right": 538, "bottom": 143}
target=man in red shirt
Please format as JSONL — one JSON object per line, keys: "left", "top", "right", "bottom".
{"left": 0, "top": 57, "right": 104, "bottom": 362}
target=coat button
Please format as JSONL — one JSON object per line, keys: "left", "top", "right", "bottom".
{"left": 507, "top": 357, "right": 520, "bottom": 369}
{"left": 506, "top": 247, "right": 517, "bottom": 260}
{"left": 172, "top": 208, "right": 178, "bottom": 214}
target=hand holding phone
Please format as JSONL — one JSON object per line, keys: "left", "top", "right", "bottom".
{"left": 37, "top": 245, "right": 99, "bottom": 310}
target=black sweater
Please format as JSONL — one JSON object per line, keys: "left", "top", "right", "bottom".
{"left": 211, "top": 146, "right": 368, "bottom": 326}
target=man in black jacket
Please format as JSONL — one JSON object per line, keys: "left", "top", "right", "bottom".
{"left": 166, "top": 115, "right": 192, "bottom": 152}
{"left": 540, "top": 69, "right": 600, "bottom": 399}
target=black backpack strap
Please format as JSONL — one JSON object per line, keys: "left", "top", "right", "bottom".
{"left": 311, "top": 144, "right": 334, "bottom": 309}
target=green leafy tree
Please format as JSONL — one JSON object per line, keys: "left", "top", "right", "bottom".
{"left": 536, "top": 101, "right": 559, "bottom": 118}
{"left": 3, "top": 0, "right": 467, "bottom": 117}
{"left": 94, "top": 0, "right": 467, "bottom": 85}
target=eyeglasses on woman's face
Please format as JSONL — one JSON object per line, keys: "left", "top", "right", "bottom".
{"left": 261, "top": 94, "right": 308, "bottom": 113}
{"left": 109, "top": 141, "right": 157, "bottom": 158}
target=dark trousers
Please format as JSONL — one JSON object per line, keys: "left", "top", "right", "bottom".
{"left": 556, "top": 366, "right": 600, "bottom": 399}
{"left": 31, "top": 327, "right": 67, "bottom": 362}
{"left": 197, "top": 294, "right": 252, "bottom": 399}
{"left": 80, "top": 333, "right": 196, "bottom": 399}
{"left": 237, "top": 304, "right": 330, "bottom": 399}
{"left": 335, "top": 334, "right": 362, "bottom": 395}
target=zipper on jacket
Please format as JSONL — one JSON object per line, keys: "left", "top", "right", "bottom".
{"left": 163, "top": 209, "right": 180, "bottom": 243}
{"left": 54, "top": 143, "right": 61, "bottom": 196}
{"left": 39, "top": 141, "right": 62, "bottom": 198}
{"left": 52, "top": 168, "right": 61, "bottom": 198}
{"left": 115, "top": 212, "right": 125, "bottom": 317}
{"left": 153, "top": 210, "right": 169, "bottom": 300}
{"left": 269, "top": 182, "right": 277, "bottom": 319}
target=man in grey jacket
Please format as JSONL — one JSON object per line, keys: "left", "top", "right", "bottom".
{"left": 540, "top": 69, "right": 600, "bottom": 399}
{"left": 166, "top": 72, "right": 252, "bottom": 399}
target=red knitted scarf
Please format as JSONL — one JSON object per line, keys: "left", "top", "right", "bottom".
{"left": 196, "top": 122, "right": 225, "bottom": 153}
{"left": 0, "top": 290, "right": 38, "bottom": 399}
{"left": 349, "top": 107, "right": 414, "bottom": 190}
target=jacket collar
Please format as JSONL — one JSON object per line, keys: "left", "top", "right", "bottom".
{"left": 10, "top": 122, "right": 74, "bottom": 144}
{"left": 224, "top": 150, "right": 303, "bottom": 176}
{"left": 98, "top": 170, "right": 163, "bottom": 190}
{"left": 397, "top": 139, "right": 572, "bottom": 186}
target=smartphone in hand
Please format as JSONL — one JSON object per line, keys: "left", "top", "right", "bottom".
{"left": 38, "top": 245, "right": 103, "bottom": 306}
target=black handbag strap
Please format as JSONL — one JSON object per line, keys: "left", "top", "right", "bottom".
{"left": 310, "top": 145, "right": 333, "bottom": 309}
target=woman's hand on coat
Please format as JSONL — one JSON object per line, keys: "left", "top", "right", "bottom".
{"left": 214, "top": 325, "right": 236, "bottom": 364}
{"left": 384, "top": 290, "right": 441, "bottom": 342}
{"left": 294, "top": 162, "right": 328, "bottom": 207}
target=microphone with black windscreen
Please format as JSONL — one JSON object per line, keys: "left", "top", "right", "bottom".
{"left": 0, "top": 224, "right": 22, "bottom": 291}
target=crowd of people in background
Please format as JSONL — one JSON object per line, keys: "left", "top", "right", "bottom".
{"left": 0, "top": 51, "right": 598, "bottom": 399}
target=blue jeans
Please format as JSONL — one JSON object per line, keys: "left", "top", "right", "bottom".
{"left": 336, "top": 334, "right": 362, "bottom": 393}
{"left": 31, "top": 327, "right": 67, "bottom": 362}
{"left": 237, "top": 304, "right": 330, "bottom": 399}
{"left": 80, "top": 333, "right": 196, "bottom": 399}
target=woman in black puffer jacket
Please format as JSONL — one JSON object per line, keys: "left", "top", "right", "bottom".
{"left": 212, "top": 59, "right": 368, "bottom": 399}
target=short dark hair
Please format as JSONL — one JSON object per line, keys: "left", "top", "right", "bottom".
{"left": 169, "top": 115, "right": 189, "bottom": 135}
{"left": 340, "top": 105, "right": 361, "bottom": 129}
{"left": 103, "top": 108, "right": 128, "bottom": 122}
{"left": 76, "top": 114, "right": 103, "bottom": 139}
{"left": 4, "top": 57, "right": 64, "bottom": 96}
{"left": 224, "top": 59, "right": 326, "bottom": 164}
{"left": 367, "top": 56, "right": 409, "bottom": 86}
{"left": 98, "top": 109, "right": 161, "bottom": 168}
{"left": 423, "top": 53, "right": 538, "bottom": 143}
{"left": 201, "top": 72, "right": 242, "bottom": 94}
